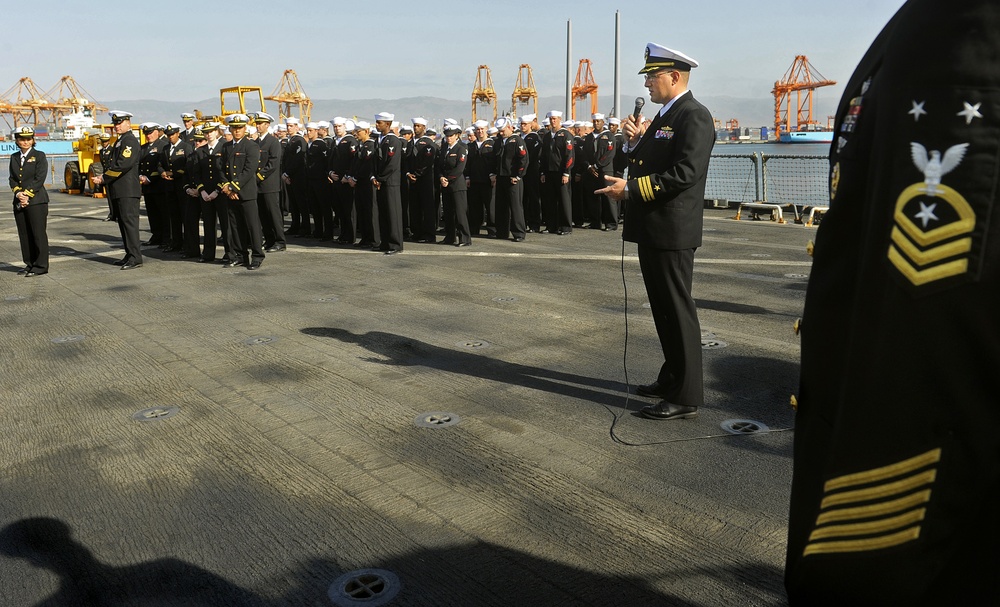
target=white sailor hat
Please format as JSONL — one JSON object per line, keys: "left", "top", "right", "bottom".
{"left": 640, "top": 42, "right": 699, "bottom": 73}
{"left": 140, "top": 122, "right": 161, "bottom": 133}
{"left": 285, "top": 116, "right": 300, "bottom": 126}
{"left": 108, "top": 110, "right": 133, "bottom": 123}
{"left": 305, "top": 122, "right": 319, "bottom": 130}
{"left": 332, "top": 116, "right": 347, "bottom": 126}
{"left": 227, "top": 114, "right": 250, "bottom": 127}
{"left": 13, "top": 125, "right": 35, "bottom": 138}
{"left": 343, "top": 119, "right": 356, "bottom": 131}
{"left": 473, "top": 119, "right": 489, "bottom": 128}
{"left": 563, "top": 120, "right": 575, "bottom": 128}
{"left": 584, "top": 121, "right": 594, "bottom": 128}
{"left": 443, "top": 124, "right": 462, "bottom": 135}
{"left": 181, "top": 112, "right": 196, "bottom": 121}
{"left": 411, "top": 117, "right": 428, "bottom": 126}
{"left": 542, "top": 118, "right": 550, "bottom": 126}
{"left": 253, "top": 112, "right": 275, "bottom": 123}
{"left": 275, "top": 123, "right": 287, "bottom": 132}
{"left": 374, "top": 112, "right": 394, "bottom": 122}
{"left": 520, "top": 114, "right": 536, "bottom": 123}
{"left": 354, "top": 120, "right": 371, "bottom": 131}
{"left": 545, "top": 110, "right": 562, "bottom": 119}
{"left": 494, "top": 117, "right": 512, "bottom": 130}
{"left": 464, "top": 126, "right": 475, "bottom": 134}
{"left": 317, "top": 120, "right": 331, "bottom": 130}
{"left": 163, "top": 122, "right": 181, "bottom": 135}
{"left": 609, "top": 116, "right": 621, "bottom": 125}
{"left": 592, "top": 112, "right": 605, "bottom": 121}
{"left": 487, "top": 127, "right": 498, "bottom": 135}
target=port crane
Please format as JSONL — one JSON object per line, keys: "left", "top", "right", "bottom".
{"left": 772, "top": 55, "right": 836, "bottom": 136}
{"left": 570, "top": 59, "right": 598, "bottom": 121}
{"left": 510, "top": 64, "right": 537, "bottom": 119}
{"left": 472, "top": 65, "right": 498, "bottom": 122}
{"left": 266, "top": 69, "right": 312, "bottom": 123}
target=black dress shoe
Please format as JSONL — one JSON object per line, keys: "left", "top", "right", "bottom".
{"left": 24, "top": 270, "right": 47, "bottom": 277}
{"left": 120, "top": 261, "right": 142, "bottom": 271}
{"left": 222, "top": 259, "right": 242, "bottom": 268}
{"left": 456, "top": 242, "right": 470, "bottom": 247}
{"left": 16, "top": 267, "right": 30, "bottom": 275}
{"left": 636, "top": 380, "right": 673, "bottom": 399}
{"left": 640, "top": 402, "right": 698, "bottom": 420}
{"left": 265, "top": 245, "right": 286, "bottom": 252}
{"left": 113, "top": 257, "right": 129, "bottom": 266}
{"left": 441, "top": 239, "right": 456, "bottom": 245}
{"left": 384, "top": 249, "right": 399, "bottom": 255}
{"left": 248, "top": 260, "right": 262, "bottom": 270}
{"left": 198, "top": 257, "right": 213, "bottom": 263}
{"left": 512, "top": 237, "right": 524, "bottom": 242}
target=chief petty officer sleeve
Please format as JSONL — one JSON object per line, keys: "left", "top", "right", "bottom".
{"left": 102, "top": 133, "right": 139, "bottom": 184}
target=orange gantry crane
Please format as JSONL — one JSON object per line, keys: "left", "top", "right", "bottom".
{"left": 265, "top": 69, "right": 312, "bottom": 123}
{"left": 511, "top": 64, "right": 537, "bottom": 119}
{"left": 472, "top": 65, "right": 497, "bottom": 122}
{"left": 43, "top": 76, "right": 107, "bottom": 123}
{"left": 0, "top": 77, "right": 57, "bottom": 130}
{"left": 571, "top": 59, "right": 598, "bottom": 121}
{"left": 772, "top": 55, "right": 836, "bottom": 136}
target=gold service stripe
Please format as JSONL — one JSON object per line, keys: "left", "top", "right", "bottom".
{"left": 821, "top": 469, "right": 936, "bottom": 509}
{"left": 816, "top": 489, "right": 931, "bottom": 525}
{"left": 809, "top": 508, "right": 925, "bottom": 541}
{"left": 803, "top": 526, "right": 921, "bottom": 556}
{"left": 824, "top": 448, "right": 941, "bottom": 492}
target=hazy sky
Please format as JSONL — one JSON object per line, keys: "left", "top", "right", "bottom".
{"left": 3, "top": 0, "right": 906, "bottom": 114}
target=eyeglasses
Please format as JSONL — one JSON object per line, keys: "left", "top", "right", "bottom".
{"left": 644, "top": 70, "right": 677, "bottom": 82}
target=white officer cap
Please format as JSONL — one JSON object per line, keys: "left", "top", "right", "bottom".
{"left": 305, "top": 122, "right": 319, "bottom": 130}
{"left": 592, "top": 113, "right": 605, "bottom": 121}
{"left": 163, "top": 122, "right": 181, "bottom": 135}
{"left": 400, "top": 124, "right": 413, "bottom": 133}
{"left": 640, "top": 43, "right": 699, "bottom": 73}
{"left": 332, "top": 116, "right": 347, "bottom": 125}
{"left": 443, "top": 124, "right": 462, "bottom": 135}
{"left": 443, "top": 118, "right": 459, "bottom": 126}
{"left": 545, "top": 110, "right": 562, "bottom": 118}
{"left": 473, "top": 119, "right": 489, "bottom": 128}
{"left": 344, "top": 119, "right": 356, "bottom": 131}
{"left": 354, "top": 120, "right": 370, "bottom": 131}
{"left": 285, "top": 117, "right": 300, "bottom": 126}
{"left": 317, "top": 120, "right": 331, "bottom": 130}
{"left": 227, "top": 114, "right": 250, "bottom": 127}
{"left": 494, "top": 117, "right": 512, "bottom": 130}
{"left": 108, "top": 110, "right": 133, "bottom": 123}
{"left": 140, "top": 122, "right": 160, "bottom": 132}
{"left": 254, "top": 112, "right": 275, "bottom": 123}
{"left": 202, "top": 121, "right": 221, "bottom": 131}
{"left": 374, "top": 112, "right": 394, "bottom": 122}
{"left": 181, "top": 112, "right": 196, "bottom": 121}
{"left": 411, "top": 117, "right": 428, "bottom": 126}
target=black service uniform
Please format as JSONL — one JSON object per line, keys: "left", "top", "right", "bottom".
{"left": 221, "top": 135, "right": 263, "bottom": 265}
{"left": 103, "top": 130, "right": 144, "bottom": 264}
{"left": 494, "top": 132, "right": 528, "bottom": 240}
{"left": 9, "top": 147, "right": 49, "bottom": 273}
{"left": 540, "top": 126, "right": 575, "bottom": 233}
{"left": 786, "top": 1, "right": 1000, "bottom": 604}
{"left": 374, "top": 132, "right": 404, "bottom": 252}
{"left": 437, "top": 140, "right": 470, "bottom": 245}
{"left": 623, "top": 90, "right": 715, "bottom": 409}
{"left": 256, "top": 132, "right": 285, "bottom": 250}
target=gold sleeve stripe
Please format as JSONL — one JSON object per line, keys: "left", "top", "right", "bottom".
{"left": 809, "top": 508, "right": 925, "bottom": 541}
{"left": 888, "top": 246, "right": 969, "bottom": 286}
{"left": 821, "top": 469, "right": 936, "bottom": 509}
{"left": 824, "top": 448, "right": 940, "bottom": 492}
{"left": 105, "top": 170, "right": 122, "bottom": 177}
{"left": 25, "top": 190, "right": 35, "bottom": 198}
{"left": 803, "top": 526, "right": 921, "bottom": 556}
{"left": 890, "top": 227, "right": 971, "bottom": 266}
{"left": 636, "top": 176, "right": 655, "bottom": 201}
{"left": 817, "top": 489, "right": 931, "bottom": 526}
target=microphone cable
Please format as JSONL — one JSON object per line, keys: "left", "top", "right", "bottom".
{"left": 604, "top": 237, "right": 794, "bottom": 447}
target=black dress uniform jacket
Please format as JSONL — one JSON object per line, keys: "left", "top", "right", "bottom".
{"left": 9, "top": 147, "right": 49, "bottom": 206}
{"left": 221, "top": 137, "right": 260, "bottom": 201}
{"left": 256, "top": 132, "right": 282, "bottom": 194}
{"left": 103, "top": 130, "right": 142, "bottom": 198}
{"left": 622, "top": 92, "right": 714, "bottom": 250}
{"left": 785, "top": 2, "right": 1000, "bottom": 605}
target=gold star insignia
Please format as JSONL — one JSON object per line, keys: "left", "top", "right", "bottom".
{"left": 654, "top": 185, "right": 661, "bottom": 192}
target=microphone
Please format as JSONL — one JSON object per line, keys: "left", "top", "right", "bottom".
{"left": 632, "top": 97, "right": 645, "bottom": 121}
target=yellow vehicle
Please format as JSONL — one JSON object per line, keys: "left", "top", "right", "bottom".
{"left": 63, "top": 124, "right": 145, "bottom": 196}
{"left": 194, "top": 86, "right": 267, "bottom": 125}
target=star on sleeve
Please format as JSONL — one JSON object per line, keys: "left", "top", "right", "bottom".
{"left": 908, "top": 100, "right": 927, "bottom": 122}
{"left": 957, "top": 101, "right": 983, "bottom": 125}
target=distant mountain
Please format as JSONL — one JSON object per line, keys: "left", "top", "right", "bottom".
{"left": 104, "top": 93, "right": 836, "bottom": 131}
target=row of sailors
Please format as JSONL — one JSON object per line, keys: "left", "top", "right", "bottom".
{"left": 123, "top": 108, "right": 630, "bottom": 263}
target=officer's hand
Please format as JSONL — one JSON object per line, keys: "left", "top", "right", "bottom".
{"left": 440, "top": 177, "right": 449, "bottom": 187}
{"left": 561, "top": 175, "right": 569, "bottom": 185}
{"left": 596, "top": 175, "right": 630, "bottom": 201}
{"left": 539, "top": 174, "right": 546, "bottom": 184}
{"left": 623, "top": 115, "right": 644, "bottom": 146}
{"left": 201, "top": 190, "right": 211, "bottom": 202}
